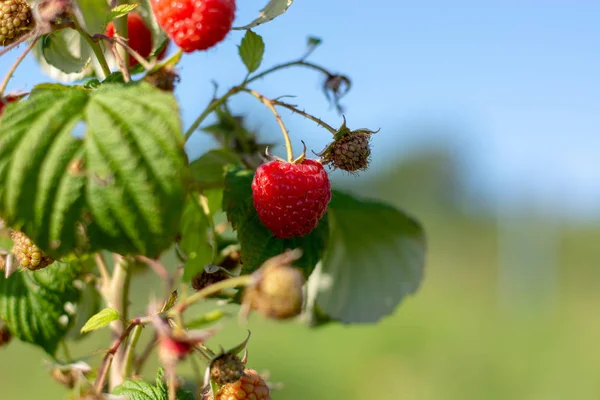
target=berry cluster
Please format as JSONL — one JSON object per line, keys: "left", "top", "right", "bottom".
{"left": 10, "top": 230, "right": 53, "bottom": 270}
{"left": 0, "top": 0, "right": 34, "bottom": 46}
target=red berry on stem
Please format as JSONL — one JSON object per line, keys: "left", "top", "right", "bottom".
{"left": 151, "top": 0, "right": 236, "bottom": 53}
{"left": 251, "top": 159, "right": 331, "bottom": 239}
{"left": 106, "top": 13, "right": 167, "bottom": 67}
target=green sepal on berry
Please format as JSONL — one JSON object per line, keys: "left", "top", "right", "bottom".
{"left": 317, "top": 117, "right": 379, "bottom": 173}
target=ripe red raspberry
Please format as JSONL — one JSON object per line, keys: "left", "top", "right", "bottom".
{"left": 252, "top": 159, "right": 331, "bottom": 239}
{"left": 106, "top": 13, "right": 167, "bottom": 67}
{"left": 151, "top": 0, "right": 236, "bottom": 53}
{"left": 209, "top": 369, "right": 271, "bottom": 400}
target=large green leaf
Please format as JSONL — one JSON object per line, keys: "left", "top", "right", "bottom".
{"left": 222, "top": 167, "right": 328, "bottom": 276}
{"left": 180, "top": 194, "right": 213, "bottom": 282}
{"left": 0, "top": 83, "right": 187, "bottom": 258}
{"left": 235, "top": 0, "right": 294, "bottom": 30}
{"left": 113, "top": 368, "right": 194, "bottom": 400}
{"left": 0, "top": 261, "right": 81, "bottom": 355}
{"left": 311, "top": 190, "right": 426, "bottom": 324}
{"left": 189, "top": 149, "right": 242, "bottom": 190}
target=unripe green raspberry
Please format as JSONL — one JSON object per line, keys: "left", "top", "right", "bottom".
{"left": 318, "top": 118, "right": 378, "bottom": 173}
{"left": 10, "top": 230, "right": 54, "bottom": 270}
{"left": 0, "top": 0, "right": 35, "bottom": 47}
{"left": 324, "top": 130, "right": 372, "bottom": 172}
{"left": 210, "top": 352, "right": 245, "bottom": 386}
{"left": 243, "top": 250, "right": 305, "bottom": 320}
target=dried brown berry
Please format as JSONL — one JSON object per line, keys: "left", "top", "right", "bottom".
{"left": 210, "top": 352, "right": 245, "bottom": 386}
{"left": 318, "top": 118, "right": 377, "bottom": 173}
{"left": 0, "top": 0, "right": 34, "bottom": 46}
{"left": 10, "top": 230, "right": 54, "bottom": 270}
{"left": 243, "top": 250, "right": 305, "bottom": 320}
{"left": 144, "top": 66, "right": 180, "bottom": 91}
{"left": 209, "top": 369, "right": 271, "bottom": 400}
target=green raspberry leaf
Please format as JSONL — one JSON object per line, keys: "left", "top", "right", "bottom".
{"left": 0, "top": 83, "right": 188, "bottom": 259}
{"left": 40, "top": 30, "right": 92, "bottom": 75}
{"left": 105, "top": 4, "right": 139, "bottom": 26}
{"left": 113, "top": 368, "right": 194, "bottom": 400}
{"left": 238, "top": 30, "right": 265, "bottom": 74}
{"left": 308, "top": 190, "right": 426, "bottom": 324}
{"left": 0, "top": 261, "right": 82, "bottom": 355}
{"left": 180, "top": 194, "right": 214, "bottom": 282}
{"left": 80, "top": 307, "right": 120, "bottom": 333}
{"left": 222, "top": 167, "right": 328, "bottom": 276}
{"left": 189, "top": 149, "right": 242, "bottom": 190}
{"left": 234, "top": 0, "right": 294, "bottom": 30}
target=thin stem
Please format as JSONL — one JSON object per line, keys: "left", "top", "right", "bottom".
{"left": 0, "top": 38, "right": 37, "bottom": 96}
{"left": 240, "top": 88, "right": 294, "bottom": 162}
{"left": 137, "top": 256, "right": 173, "bottom": 294}
{"left": 134, "top": 333, "right": 158, "bottom": 376}
{"left": 272, "top": 100, "right": 338, "bottom": 135}
{"left": 61, "top": 341, "right": 73, "bottom": 363}
{"left": 74, "top": 26, "right": 111, "bottom": 79}
{"left": 168, "top": 371, "right": 177, "bottom": 400}
{"left": 95, "top": 253, "right": 110, "bottom": 287}
{"left": 108, "top": 256, "right": 131, "bottom": 390}
{"left": 171, "top": 275, "right": 254, "bottom": 315}
{"left": 113, "top": 10, "right": 130, "bottom": 74}
{"left": 184, "top": 86, "right": 240, "bottom": 141}
{"left": 112, "top": 37, "right": 154, "bottom": 71}
{"left": 246, "top": 60, "right": 332, "bottom": 85}
{"left": 94, "top": 319, "right": 141, "bottom": 392}
{"left": 122, "top": 324, "right": 143, "bottom": 378}
{"left": 0, "top": 29, "right": 36, "bottom": 58}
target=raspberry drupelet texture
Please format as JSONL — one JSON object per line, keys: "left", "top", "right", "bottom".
{"left": 106, "top": 13, "right": 167, "bottom": 67}
{"left": 251, "top": 159, "right": 331, "bottom": 239}
{"left": 210, "top": 369, "right": 271, "bottom": 400}
{"left": 10, "top": 230, "right": 54, "bottom": 270}
{"left": 0, "top": 0, "right": 34, "bottom": 47}
{"left": 151, "top": 0, "right": 236, "bottom": 53}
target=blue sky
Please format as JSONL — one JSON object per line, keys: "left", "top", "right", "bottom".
{"left": 1, "top": 1, "right": 599, "bottom": 220}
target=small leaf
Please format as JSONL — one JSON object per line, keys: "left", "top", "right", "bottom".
{"left": 0, "top": 261, "right": 82, "bottom": 355}
{"left": 106, "top": 4, "right": 139, "bottom": 25}
{"left": 307, "top": 36, "right": 322, "bottom": 48}
{"left": 189, "top": 149, "right": 242, "bottom": 190}
{"left": 40, "top": 30, "right": 92, "bottom": 74}
{"left": 234, "top": 0, "right": 294, "bottom": 30}
{"left": 186, "top": 310, "right": 229, "bottom": 329}
{"left": 114, "top": 368, "right": 194, "bottom": 400}
{"left": 80, "top": 307, "right": 120, "bottom": 333}
{"left": 160, "top": 290, "right": 178, "bottom": 312}
{"left": 222, "top": 167, "right": 328, "bottom": 276}
{"left": 180, "top": 194, "right": 213, "bottom": 282}
{"left": 238, "top": 30, "right": 265, "bottom": 74}
{"left": 312, "top": 190, "right": 426, "bottom": 324}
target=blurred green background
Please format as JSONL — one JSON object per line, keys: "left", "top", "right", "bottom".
{"left": 1, "top": 149, "right": 599, "bottom": 399}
